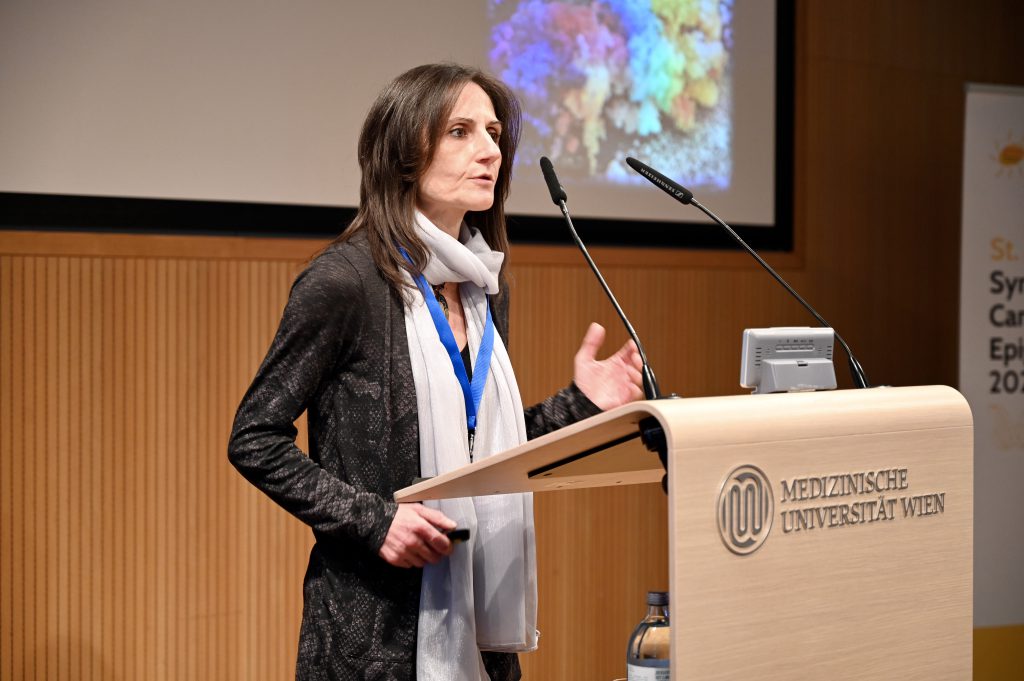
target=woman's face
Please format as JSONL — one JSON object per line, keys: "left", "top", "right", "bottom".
{"left": 417, "top": 82, "right": 502, "bottom": 235}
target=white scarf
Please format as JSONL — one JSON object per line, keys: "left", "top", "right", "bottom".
{"left": 404, "top": 211, "right": 538, "bottom": 680}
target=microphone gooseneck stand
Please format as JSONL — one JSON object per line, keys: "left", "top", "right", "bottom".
{"left": 539, "top": 157, "right": 673, "bottom": 492}
{"left": 625, "top": 157, "right": 872, "bottom": 390}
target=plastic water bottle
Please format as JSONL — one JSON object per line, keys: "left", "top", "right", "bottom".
{"left": 626, "top": 591, "right": 670, "bottom": 680}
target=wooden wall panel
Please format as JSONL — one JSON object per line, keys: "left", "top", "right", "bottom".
{"left": 0, "top": 248, "right": 316, "bottom": 680}
{"left": 0, "top": 233, "right": 917, "bottom": 681}
{"left": 796, "top": 0, "right": 1024, "bottom": 393}
{"left": 2, "top": 1, "right": 1023, "bottom": 679}
{"left": 0, "top": 238, "right": 697, "bottom": 681}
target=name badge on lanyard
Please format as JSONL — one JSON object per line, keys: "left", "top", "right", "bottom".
{"left": 403, "top": 250, "right": 495, "bottom": 460}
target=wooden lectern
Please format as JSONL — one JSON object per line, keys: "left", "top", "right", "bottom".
{"left": 395, "top": 385, "right": 973, "bottom": 680}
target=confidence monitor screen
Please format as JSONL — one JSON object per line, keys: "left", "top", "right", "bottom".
{"left": 0, "top": 0, "right": 789, "bottom": 244}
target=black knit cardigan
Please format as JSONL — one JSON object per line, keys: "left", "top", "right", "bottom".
{"left": 228, "top": 231, "right": 601, "bottom": 680}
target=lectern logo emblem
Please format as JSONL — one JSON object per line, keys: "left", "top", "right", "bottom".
{"left": 718, "top": 465, "right": 774, "bottom": 555}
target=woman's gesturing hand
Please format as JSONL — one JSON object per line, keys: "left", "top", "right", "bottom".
{"left": 573, "top": 322, "right": 645, "bottom": 410}
{"left": 378, "top": 503, "right": 457, "bottom": 568}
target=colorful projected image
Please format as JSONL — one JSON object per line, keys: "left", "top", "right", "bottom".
{"left": 490, "top": 0, "right": 732, "bottom": 189}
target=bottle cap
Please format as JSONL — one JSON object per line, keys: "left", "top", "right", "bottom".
{"left": 646, "top": 591, "right": 669, "bottom": 606}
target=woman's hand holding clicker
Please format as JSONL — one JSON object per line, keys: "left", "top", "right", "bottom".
{"left": 378, "top": 503, "right": 456, "bottom": 568}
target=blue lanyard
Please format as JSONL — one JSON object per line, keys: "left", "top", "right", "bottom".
{"left": 402, "top": 251, "right": 495, "bottom": 458}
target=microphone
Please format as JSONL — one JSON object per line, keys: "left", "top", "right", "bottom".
{"left": 625, "top": 157, "right": 871, "bottom": 389}
{"left": 539, "top": 157, "right": 566, "bottom": 203}
{"left": 624, "top": 158, "right": 692, "bottom": 205}
{"left": 539, "top": 157, "right": 661, "bottom": 401}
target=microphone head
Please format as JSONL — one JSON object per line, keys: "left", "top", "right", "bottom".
{"left": 626, "top": 157, "right": 693, "bottom": 205}
{"left": 539, "top": 156, "right": 568, "bottom": 205}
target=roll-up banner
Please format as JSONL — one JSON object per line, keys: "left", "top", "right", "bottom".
{"left": 959, "top": 84, "right": 1024, "bottom": 628}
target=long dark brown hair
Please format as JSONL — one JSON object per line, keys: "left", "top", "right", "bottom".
{"left": 336, "top": 63, "right": 522, "bottom": 298}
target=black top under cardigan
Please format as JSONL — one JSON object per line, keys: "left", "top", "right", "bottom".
{"left": 228, "top": 231, "right": 602, "bottom": 680}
